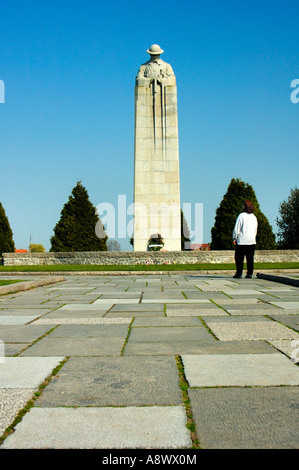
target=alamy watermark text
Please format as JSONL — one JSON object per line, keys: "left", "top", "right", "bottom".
{"left": 0, "top": 80, "right": 5, "bottom": 103}
{"left": 290, "top": 79, "right": 299, "bottom": 103}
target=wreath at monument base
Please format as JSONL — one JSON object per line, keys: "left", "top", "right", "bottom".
{"left": 147, "top": 233, "right": 165, "bottom": 251}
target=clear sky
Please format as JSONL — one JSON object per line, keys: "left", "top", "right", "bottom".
{"left": 1, "top": 0, "right": 298, "bottom": 251}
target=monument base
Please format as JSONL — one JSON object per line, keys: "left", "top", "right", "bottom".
{"left": 134, "top": 238, "right": 181, "bottom": 252}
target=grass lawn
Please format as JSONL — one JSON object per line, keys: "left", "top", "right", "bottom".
{"left": 0, "top": 263, "right": 298, "bottom": 272}
{"left": 0, "top": 279, "right": 23, "bottom": 286}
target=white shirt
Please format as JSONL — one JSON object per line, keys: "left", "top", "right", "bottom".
{"left": 233, "top": 212, "right": 258, "bottom": 245}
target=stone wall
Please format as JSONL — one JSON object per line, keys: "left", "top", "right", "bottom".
{"left": 2, "top": 250, "right": 299, "bottom": 266}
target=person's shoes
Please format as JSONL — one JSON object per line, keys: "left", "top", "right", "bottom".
{"left": 245, "top": 274, "right": 253, "bottom": 278}
{"left": 233, "top": 274, "right": 242, "bottom": 279}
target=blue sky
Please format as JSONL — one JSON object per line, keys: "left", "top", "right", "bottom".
{"left": 0, "top": 0, "right": 298, "bottom": 251}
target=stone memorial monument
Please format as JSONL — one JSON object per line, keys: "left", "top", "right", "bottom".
{"left": 133, "top": 44, "right": 181, "bottom": 252}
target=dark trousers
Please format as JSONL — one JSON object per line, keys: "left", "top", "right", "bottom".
{"left": 235, "top": 244, "right": 256, "bottom": 276}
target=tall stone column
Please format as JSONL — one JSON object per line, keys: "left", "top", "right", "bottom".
{"left": 133, "top": 44, "right": 181, "bottom": 252}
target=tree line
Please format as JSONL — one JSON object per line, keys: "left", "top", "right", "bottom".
{"left": 0, "top": 179, "right": 298, "bottom": 254}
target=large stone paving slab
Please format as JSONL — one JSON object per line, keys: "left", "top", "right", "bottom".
{"left": 35, "top": 356, "right": 182, "bottom": 407}
{"left": 189, "top": 387, "right": 299, "bottom": 449}
{"left": 3, "top": 344, "right": 29, "bottom": 356}
{"left": 128, "top": 326, "right": 214, "bottom": 342}
{"left": 259, "top": 287, "right": 298, "bottom": 294}
{"left": 205, "top": 319, "right": 299, "bottom": 341}
{"left": 227, "top": 309, "right": 287, "bottom": 316}
{"left": 20, "top": 337, "right": 126, "bottom": 356}
{"left": 0, "top": 357, "right": 65, "bottom": 388}
{"left": 94, "top": 298, "right": 140, "bottom": 304}
{"left": 59, "top": 304, "right": 112, "bottom": 311}
{"left": 38, "top": 310, "right": 109, "bottom": 319}
{"left": 0, "top": 325, "right": 54, "bottom": 343}
{"left": 0, "top": 389, "right": 35, "bottom": 435}
{"left": 99, "top": 294, "right": 142, "bottom": 300}
{"left": 264, "top": 308, "right": 299, "bottom": 315}
{"left": 54, "top": 295, "right": 100, "bottom": 300}
{"left": 268, "top": 302, "right": 299, "bottom": 311}
{"left": 222, "top": 289, "right": 265, "bottom": 296}
{"left": 201, "top": 315, "right": 271, "bottom": 322}
{"left": 110, "top": 304, "right": 164, "bottom": 312}
{"left": 47, "top": 286, "right": 96, "bottom": 291}
{"left": 0, "top": 293, "right": 55, "bottom": 300}
{"left": 106, "top": 310, "right": 165, "bottom": 318}
{"left": 269, "top": 339, "right": 299, "bottom": 360}
{"left": 210, "top": 298, "right": 266, "bottom": 304}
{"left": 0, "top": 316, "right": 38, "bottom": 325}
{"left": 133, "top": 317, "right": 203, "bottom": 327}
{"left": 181, "top": 354, "right": 299, "bottom": 387}
{"left": 0, "top": 309, "right": 54, "bottom": 316}
{"left": 219, "top": 303, "right": 281, "bottom": 312}
{"left": 167, "top": 303, "right": 223, "bottom": 309}
{"left": 32, "top": 317, "right": 131, "bottom": 325}
{"left": 142, "top": 299, "right": 212, "bottom": 304}
{"left": 182, "top": 292, "right": 229, "bottom": 300}
{"left": 166, "top": 308, "right": 228, "bottom": 317}
{"left": 37, "top": 302, "right": 71, "bottom": 309}
{"left": 193, "top": 282, "right": 237, "bottom": 292}
{"left": 123, "top": 340, "right": 276, "bottom": 356}
{"left": 1, "top": 406, "right": 192, "bottom": 449}
{"left": 47, "top": 324, "right": 129, "bottom": 339}
{"left": 142, "top": 293, "right": 187, "bottom": 300}
{"left": 268, "top": 315, "right": 299, "bottom": 332}
{"left": 0, "top": 304, "right": 55, "bottom": 310}
{"left": 2, "top": 301, "right": 62, "bottom": 307}
{"left": 272, "top": 296, "right": 299, "bottom": 303}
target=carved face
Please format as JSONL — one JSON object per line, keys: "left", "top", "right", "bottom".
{"left": 150, "top": 54, "right": 160, "bottom": 61}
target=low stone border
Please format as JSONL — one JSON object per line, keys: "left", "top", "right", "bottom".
{"left": 0, "top": 276, "right": 65, "bottom": 295}
{"left": 0, "top": 271, "right": 233, "bottom": 277}
{"left": 0, "top": 270, "right": 298, "bottom": 277}
{"left": 2, "top": 249, "right": 299, "bottom": 266}
{"left": 257, "top": 272, "right": 299, "bottom": 288}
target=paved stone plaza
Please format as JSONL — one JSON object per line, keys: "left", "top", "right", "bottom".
{"left": 0, "top": 273, "right": 298, "bottom": 449}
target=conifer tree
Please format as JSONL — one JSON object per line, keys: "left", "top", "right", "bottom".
{"left": 181, "top": 209, "right": 191, "bottom": 250}
{"left": 276, "top": 187, "right": 299, "bottom": 249}
{"left": 50, "top": 181, "right": 108, "bottom": 252}
{"left": 0, "top": 202, "right": 15, "bottom": 254}
{"left": 210, "top": 178, "right": 276, "bottom": 250}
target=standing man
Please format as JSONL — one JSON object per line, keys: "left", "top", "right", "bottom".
{"left": 233, "top": 200, "right": 258, "bottom": 278}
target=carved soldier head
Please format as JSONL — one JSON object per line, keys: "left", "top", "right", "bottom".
{"left": 146, "top": 44, "right": 164, "bottom": 60}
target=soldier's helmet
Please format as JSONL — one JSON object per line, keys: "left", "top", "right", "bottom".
{"left": 146, "top": 44, "right": 164, "bottom": 55}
